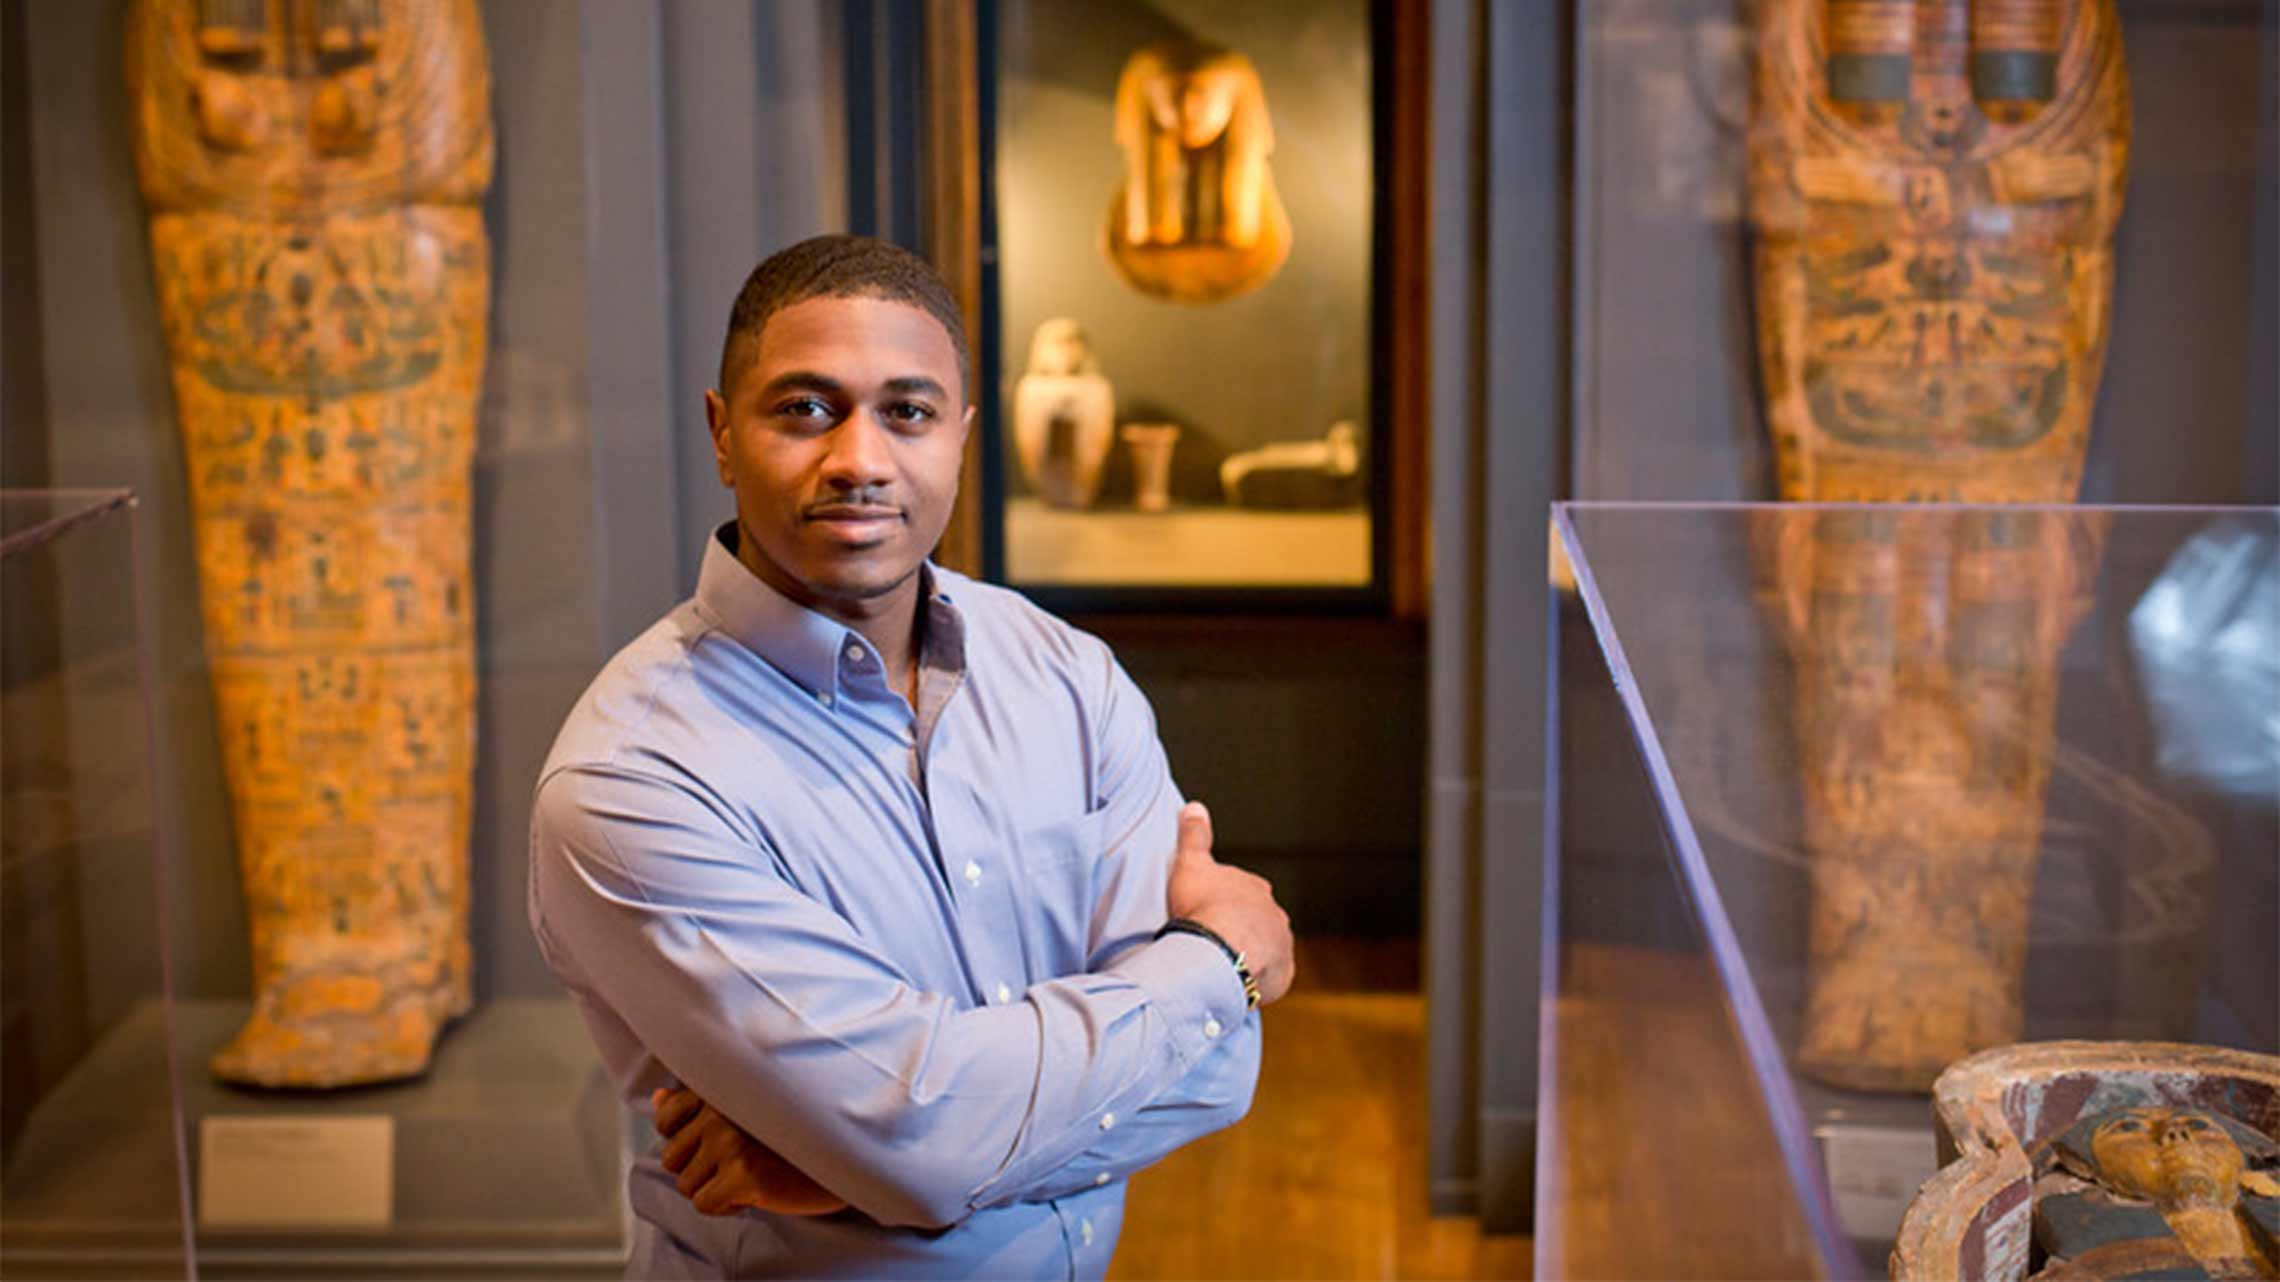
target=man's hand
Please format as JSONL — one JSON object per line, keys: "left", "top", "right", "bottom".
{"left": 1164, "top": 801, "right": 1295, "bottom": 1005}
{"left": 651, "top": 1087, "right": 849, "bottom": 1217}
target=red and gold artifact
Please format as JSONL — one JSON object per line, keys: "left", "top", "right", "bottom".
{"left": 126, "top": 0, "right": 492, "bottom": 1088}
{"left": 1893, "top": 1042, "right": 2280, "bottom": 1281}
{"left": 1746, "top": 0, "right": 2129, "bottom": 1091}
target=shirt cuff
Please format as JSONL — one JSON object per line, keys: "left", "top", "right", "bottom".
{"left": 1108, "top": 930, "right": 1251, "bottom": 1068}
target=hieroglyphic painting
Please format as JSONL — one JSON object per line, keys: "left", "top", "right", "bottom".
{"left": 127, "top": 0, "right": 491, "bottom": 1088}
{"left": 1746, "top": 0, "right": 2129, "bottom": 1091}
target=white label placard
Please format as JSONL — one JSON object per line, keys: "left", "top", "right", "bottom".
{"left": 198, "top": 1115, "right": 394, "bottom": 1231}
{"left": 1819, "top": 1123, "right": 1937, "bottom": 1242}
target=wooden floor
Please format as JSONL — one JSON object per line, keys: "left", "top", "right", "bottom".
{"left": 1537, "top": 943, "right": 1826, "bottom": 1281}
{"left": 1110, "top": 938, "right": 1533, "bottom": 1281}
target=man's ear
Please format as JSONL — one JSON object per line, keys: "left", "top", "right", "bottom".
{"left": 704, "top": 389, "right": 733, "bottom": 487}
{"left": 962, "top": 404, "right": 978, "bottom": 435}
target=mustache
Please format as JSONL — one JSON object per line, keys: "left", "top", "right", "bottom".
{"left": 802, "top": 493, "right": 904, "bottom": 519}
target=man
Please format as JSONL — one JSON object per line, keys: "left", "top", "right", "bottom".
{"left": 528, "top": 234, "right": 1295, "bottom": 1280}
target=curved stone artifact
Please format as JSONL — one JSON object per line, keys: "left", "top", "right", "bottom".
{"left": 127, "top": 0, "right": 492, "bottom": 1088}
{"left": 1011, "top": 318, "right": 1117, "bottom": 509}
{"left": 1220, "top": 421, "right": 1362, "bottom": 509}
{"left": 1104, "top": 38, "right": 1291, "bottom": 304}
{"left": 1747, "top": 0, "right": 2131, "bottom": 1092}
{"left": 1893, "top": 1042, "right": 2280, "bottom": 1280}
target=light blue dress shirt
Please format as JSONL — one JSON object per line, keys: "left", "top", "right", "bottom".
{"left": 528, "top": 525, "right": 1261, "bottom": 1280}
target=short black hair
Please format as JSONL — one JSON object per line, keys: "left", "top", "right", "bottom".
{"left": 716, "top": 234, "right": 971, "bottom": 396}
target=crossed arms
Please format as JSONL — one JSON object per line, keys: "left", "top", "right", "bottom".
{"left": 528, "top": 669, "right": 1293, "bottom": 1229}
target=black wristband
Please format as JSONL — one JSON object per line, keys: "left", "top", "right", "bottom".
{"left": 1154, "top": 918, "right": 1261, "bottom": 1010}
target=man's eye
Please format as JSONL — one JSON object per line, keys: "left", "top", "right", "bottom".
{"left": 776, "top": 397, "right": 833, "bottom": 420}
{"left": 882, "top": 401, "right": 938, "bottom": 425}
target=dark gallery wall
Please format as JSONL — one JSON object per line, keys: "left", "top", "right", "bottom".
{"left": 1108, "top": 623, "right": 1425, "bottom": 935}
{"left": 995, "top": 0, "right": 1374, "bottom": 502}
{"left": 1, "top": 1, "right": 48, "bottom": 496}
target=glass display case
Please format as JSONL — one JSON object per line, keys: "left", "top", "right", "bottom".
{"left": 1541, "top": 501, "right": 2280, "bottom": 1280}
{"left": 3, "top": 495, "right": 636, "bottom": 1281}
{"left": 1, "top": 3, "right": 660, "bottom": 1270}
{"left": 2, "top": 489, "right": 192, "bottom": 1279}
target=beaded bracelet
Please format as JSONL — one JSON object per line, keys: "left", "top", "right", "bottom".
{"left": 1154, "top": 918, "right": 1261, "bottom": 1010}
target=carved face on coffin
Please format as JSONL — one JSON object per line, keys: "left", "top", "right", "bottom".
{"left": 2084, "top": 1109, "right": 2253, "bottom": 1208}
{"left": 1748, "top": 0, "right": 2129, "bottom": 500}
{"left": 2033, "top": 1106, "right": 2280, "bottom": 1279}
{"left": 128, "top": 0, "right": 493, "bottom": 214}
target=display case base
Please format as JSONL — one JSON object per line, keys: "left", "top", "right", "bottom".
{"left": 2, "top": 997, "right": 631, "bottom": 1280}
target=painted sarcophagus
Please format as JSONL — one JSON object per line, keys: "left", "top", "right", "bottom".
{"left": 1893, "top": 1042, "right": 2280, "bottom": 1279}
{"left": 126, "top": 0, "right": 492, "bottom": 1088}
{"left": 1746, "top": 0, "right": 2131, "bottom": 1092}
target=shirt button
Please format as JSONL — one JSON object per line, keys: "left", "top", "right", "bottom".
{"left": 995, "top": 982, "right": 1013, "bottom": 1004}
{"left": 1098, "top": 1112, "right": 1115, "bottom": 1131}
{"left": 962, "top": 860, "right": 982, "bottom": 886}
{"left": 1080, "top": 1218, "right": 1094, "bottom": 1246}
{"left": 816, "top": 690, "right": 834, "bottom": 707}
{"left": 845, "top": 642, "right": 865, "bottom": 663}
{"left": 1093, "top": 1171, "right": 1111, "bottom": 1187}
{"left": 1203, "top": 1018, "right": 1223, "bottom": 1039}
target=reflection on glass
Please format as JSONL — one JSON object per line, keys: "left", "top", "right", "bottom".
{"left": 995, "top": 0, "right": 1373, "bottom": 590}
{"left": 1, "top": 490, "right": 193, "bottom": 1279}
{"left": 1541, "top": 590, "right": 1836, "bottom": 1279}
{"left": 1556, "top": 502, "right": 2278, "bottom": 1275}
{"left": 1755, "top": 507, "right": 2111, "bottom": 1094}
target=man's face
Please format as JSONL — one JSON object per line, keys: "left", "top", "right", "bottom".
{"left": 706, "top": 296, "right": 972, "bottom": 617}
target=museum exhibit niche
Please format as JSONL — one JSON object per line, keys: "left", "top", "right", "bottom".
{"left": 4, "top": 2, "right": 636, "bottom": 1276}
{"left": 984, "top": 0, "right": 1415, "bottom": 610}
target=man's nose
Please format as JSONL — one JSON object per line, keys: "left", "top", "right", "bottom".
{"left": 820, "top": 413, "right": 895, "bottom": 492}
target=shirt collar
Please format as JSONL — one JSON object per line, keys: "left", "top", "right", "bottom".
{"left": 694, "top": 522, "right": 961, "bottom": 700}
